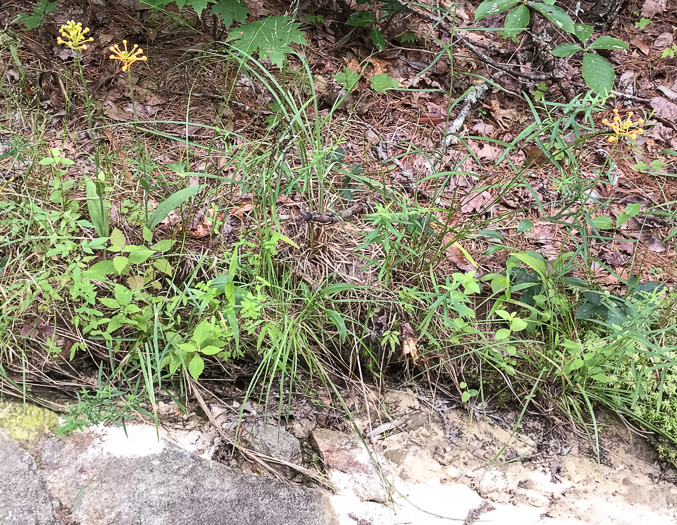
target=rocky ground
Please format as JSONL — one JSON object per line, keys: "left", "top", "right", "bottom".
{"left": 2, "top": 391, "right": 676, "bottom": 525}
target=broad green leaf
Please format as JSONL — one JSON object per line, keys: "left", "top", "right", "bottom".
{"left": 148, "top": 185, "right": 204, "bottom": 229}
{"left": 127, "top": 246, "right": 155, "bottom": 264}
{"left": 371, "top": 28, "right": 386, "bottom": 51}
{"left": 114, "top": 284, "right": 132, "bottom": 307}
{"left": 495, "top": 328, "right": 511, "bottom": 340}
{"left": 511, "top": 318, "right": 528, "bottom": 331}
{"left": 99, "top": 297, "right": 120, "bottom": 309}
{"left": 461, "top": 391, "right": 471, "bottom": 402}
{"left": 531, "top": 4, "right": 575, "bottom": 34}
{"left": 86, "top": 260, "right": 115, "bottom": 278}
{"left": 588, "top": 36, "right": 628, "bottom": 50}
{"left": 591, "top": 215, "right": 614, "bottom": 229}
{"left": 624, "top": 203, "right": 641, "bottom": 217}
{"left": 503, "top": 5, "right": 530, "bottom": 37}
{"left": 551, "top": 43, "right": 583, "bottom": 57}
{"left": 475, "top": 0, "right": 521, "bottom": 21}
{"left": 151, "top": 239, "right": 175, "bottom": 252}
{"left": 517, "top": 219, "right": 533, "bottom": 233}
{"left": 153, "top": 258, "right": 173, "bottom": 275}
{"left": 186, "top": 0, "right": 211, "bottom": 16}
{"left": 85, "top": 179, "right": 109, "bottom": 238}
{"left": 193, "top": 319, "right": 212, "bottom": 347}
{"left": 230, "top": 16, "right": 307, "bottom": 68}
{"left": 109, "top": 228, "right": 126, "bottom": 251}
{"left": 582, "top": 53, "right": 615, "bottom": 94}
{"left": 188, "top": 354, "right": 205, "bottom": 380}
{"left": 334, "top": 66, "right": 359, "bottom": 91}
{"left": 210, "top": 0, "right": 248, "bottom": 29}
{"left": 573, "top": 23, "right": 594, "bottom": 43}
{"left": 113, "top": 256, "right": 129, "bottom": 275}
{"left": 370, "top": 74, "right": 399, "bottom": 93}
{"left": 200, "top": 345, "right": 222, "bottom": 355}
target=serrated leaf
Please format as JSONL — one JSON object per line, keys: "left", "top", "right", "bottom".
{"left": 153, "top": 258, "right": 173, "bottom": 275}
{"left": 588, "top": 36, "right": 628, "bottom": 50}
{"left": 127, "top": 246, "right": 155, "bottom": 264}
{"left": 148, "top": 185, "right": 204, "bottom": 229}
{"left": 230, "top": 16, "right": 307, "bottom": 68}
{"left": 503, "top": 5, "right": 530, "bottom": 37}
{"left": 114, "top": 284, "right": 132, "bottom": 307}
{"left": 573, "top": 23, "right": 594, "bottom": 43}
{"left": 552, "top": 43, "right": 583, "bottom": 57}
{"left": 109, "top": 228, "right": 126, "bottom": 251}
{"left": 370, "top": 73, "right": 399, "bottom": 92}
{"left": 188, "top": 354, "right": 205, "bottom": 380}
{"left": 210, "top": 0, "right": 248, "bottom": 29}
{"left": 531, "top": 4, "right": 575, "bottom": 34}
{"left": 582, "top": 52, "right": 615, "bottom": 94}
{"left": 475, "top": 0, "right": 521, "bottom": 21}
{"left": 334, "top": 66, "right": 359, "bottom": 91}
{"left": 113, "top": 256, "right": 129, "bottom": 275}
{"left": 186, "top": 0, "right": 212, "bottom": 16}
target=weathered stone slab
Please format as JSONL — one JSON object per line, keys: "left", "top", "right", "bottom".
{"left": 34, "top": 424, "right": 338, "bottom": 525}
{"left": 0, "top": 431, "right": 64, "bottom": 525}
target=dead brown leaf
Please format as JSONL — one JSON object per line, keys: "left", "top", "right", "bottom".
{"left": 630, "top": 37, "right": 650, "bottom": 55}
{"left": 461, "top": 190, "right": 492, "bottom": 214}
{"left": 401, "top": 322, "right": 419, "bottom": 365}
{"left": 641, "top": 0, "right": 667, "bottom": 17}
{"left": 650, "top": 97, "right": 677, "bottom": 122}
{"left": 443, "top": 235, "right": 475, "bottom": 271}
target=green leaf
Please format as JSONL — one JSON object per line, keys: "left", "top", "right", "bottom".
{"left": 148, "top": 185, "right": 204, "bottom": 229}
{"left": 153, "top": 258, "right": 173, "bottom": 275}
{"left": 475, "top": 0, "right": 521, "bottom": 21}
{"left": 210, "top": 0, "right": 248, "bottom": 29}
{"left": 624, "top": 203, "right": 641, "bottom": 217}
{"left": 151, "top": 239, "right": 175, "bottom": 252}
{"left": 517, "top": 219, "right": 533, "bottom": 233}
{"left": 188, "top": 354, "right": 205, "bottom": 380}
{"left": 551, "top": 43, "right": 583, "bottom": 57}
{"left": 371, "top": 28, "right": 386, "bottom": 51}
{"left": 109, "top": 228, "right": 126, "bottom": 251}
{"left": 531, "top": 4, "right": 575, "bottom": 34}
{"left": 346, "top": 11, "right": 375, "bottom": 26}
{"left": 193, "top": 319, "right": 213, "bottom": 347}
{"left": 127, "top": 275, "right": 145, "bottom": 289}
{"left": 113, "top": 256, "right": 129, "bottom": 275}
{"left": 573, "top": 23, "right": 594, "bottom": 43}
{"left": 461, "top": 391, "right": 471, "bottom": 402}
{"left": 114, "top": 284, "right": 132, "bottom": 307}
{"left": 635, "top": 17, "right": 652, "bottom": 29}
{"left": 503, "top": 5, "right": 530, "bottom": 37}
{"left": 582, "top": 53, "right": 615, "bottom": 94}
{"left": 87, "top": 260, "right": 115, "bottom": 279}
{"left": 334, "top": 66, "right": 360, "bottom": 92}
{"left": 370, "top": 74, "right": 399, "bottom": 93}
{"left": 200, "top": 345, "right": 222, "bottom": 355}
{"left": 230, "top": 16, "right": 307, "bottom": 68}
{"left": 495, "top": 328, "right": 511, "bottom": 340}
{"left": 591, "top": 215, "right": 614, "bottom": 230}
{"left": 85, "top": 179, "right": 109, "bottom": 238}
{"left": 127, "top": 246, "right": 155, "bottom": 264}
{"left": 99, "top": 297, "right": 120, "bottom": 309}
{"left": 186, "top": 0, "right": 211, "bottom": 16}
{"left": 511, "top": 318, "right": 528, "bottom": 331}
{"left": 324, "top": 309, "right": 347, "bottom": 342}
{"left": 588, "top": 36, "right": 628, "bottom": 50}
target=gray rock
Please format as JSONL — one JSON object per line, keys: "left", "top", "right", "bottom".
{"left": 0, "top": 431, "right": 64, "bottom": 525}
{"left": 34, "top": 424, "right": 336, "bottom": 525}
{"left": 241, "top": 421, "right": 302, "bottom": 476}
{"left": 310, "top": 428, "right": 389, "bottom": 503}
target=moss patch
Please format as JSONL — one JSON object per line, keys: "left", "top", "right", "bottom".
{"left": 0, "top": 401, "right": 59, "bottom": 444}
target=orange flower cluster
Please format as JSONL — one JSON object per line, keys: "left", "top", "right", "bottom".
{"left": 57, "top": 20, "right": 94, "bottom": 51}
{"left": 109, "top": 40, "right": 147, "bottom": 72}
{"left": 602, "top": 109, "right": 644, "bottom": 143}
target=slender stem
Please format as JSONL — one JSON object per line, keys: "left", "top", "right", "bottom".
{"left": 127, "top": 70, "right": 150, "bottom": 224}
